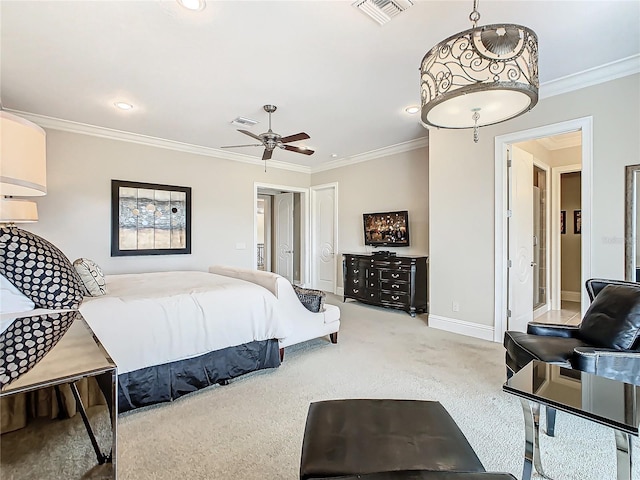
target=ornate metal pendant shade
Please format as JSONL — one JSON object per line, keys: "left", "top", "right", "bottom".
{"left": 420, "top": 0, "right": 538, "bottom": 142}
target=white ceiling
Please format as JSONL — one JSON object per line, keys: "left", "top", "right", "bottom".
{"left": 1, "top": 1, "right": 639, "bottom": 169}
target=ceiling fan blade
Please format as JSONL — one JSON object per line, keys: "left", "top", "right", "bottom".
{"left": 220, "top": 143, "right": 263, "bottom": 148}
{"left": 280, "top": 132, "right": 310, "bottom": 143}
{"left": 238, "top": 129, "right": 263, "bottom": 141}
{"left": 262, "top": 149, "right": 273, "bottom": 161}
{"left": 283, "top": 145, "right": 314, "bottom": 156}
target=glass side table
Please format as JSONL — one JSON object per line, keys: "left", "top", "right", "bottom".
{"left": 503, "top": 360, "right": 639, "bottom": 480}
{"left": 1, "top": 311, "right": 117, "bottom": 479}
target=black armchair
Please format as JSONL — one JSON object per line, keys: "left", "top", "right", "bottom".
{"left": 503, "top": 278, "right": 640, "bottom": 435}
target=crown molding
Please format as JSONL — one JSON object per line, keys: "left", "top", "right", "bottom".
{"left": 540, "top": 54, "right": 640, "bottom": 99}
{"left": 6, "top": 55, "right": 638, "bottom": 174}
{"left": 4, "top": 110, "right": 311, "bottom": 174}
{"left": 310, "top": 137, "right": 429, "bottom": 174}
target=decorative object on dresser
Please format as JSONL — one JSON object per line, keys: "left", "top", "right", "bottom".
{"left": 343, "top": 253, "right": 428, "bottom": 317}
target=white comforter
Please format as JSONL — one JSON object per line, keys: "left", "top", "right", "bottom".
{"left": 79, "top": 271, "right": 288, "bottom": 374}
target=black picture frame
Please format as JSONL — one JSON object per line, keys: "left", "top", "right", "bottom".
{"left": 574, "top": 209, "right": 581, "bottom": 235}
{"left": 560, "top": 210, "right": 566, "bottom": 234}
{"left": 111, "top": 180, "right": 192, "bottom": 257}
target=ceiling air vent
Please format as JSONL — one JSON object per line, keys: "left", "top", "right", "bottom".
{"left": 231, "top": 116, "right": 259, "bottom": 127}
{"left": 353, "top": 0, "right": 413, "bottom": 25}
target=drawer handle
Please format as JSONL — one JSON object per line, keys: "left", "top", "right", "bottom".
{"left": 353, "top": 279, "right": 359, "bottom": 284}
{"left": 370, "top": 293, "right": 375, "bottom": 297}
{"left": 392, "top": 273, "right": 399, "bottom": 278}
{"left": 392, "top": 295, "right": 399, "bottom": 300}
{"left": 392, "top": 284, "right": 400, "bottom": 289}
{"left": 353, "top": 269, "right": 359, "bottom": 274}
{"left": 353, "top": 289, "right": 359, "bottom": 294}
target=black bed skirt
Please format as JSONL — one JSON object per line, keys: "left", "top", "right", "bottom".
{"left": 117, "top": 339, "right": 281, "bottom": 413}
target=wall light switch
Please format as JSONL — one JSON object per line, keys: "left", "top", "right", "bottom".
{"left": 235, "top": 242, "right": 246, "bottom": 250}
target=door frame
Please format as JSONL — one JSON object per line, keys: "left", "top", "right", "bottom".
{"left": 310, "top": 182, "right": 339, "bottom": 293}
{"left": 494, "top": 116, "right": 593, "bottom": 343}
{"left": 532, "top": 158, "right": 552, "bottom": 318}
{"left": 254, "top": 182, "right": 310, "bottom": 285}
{"left": 550, "top": 163, "right": 582, "bottom": 311}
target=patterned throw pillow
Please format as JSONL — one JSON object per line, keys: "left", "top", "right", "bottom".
{"left": 292, "top": 285, "right": 326, "bottom": 313}
{"left": 0, "top": 226, "right": 84, "bottom": 309}
{"left": 73, "top": 258, "right": 108, "bottom": 296}
{"left": 0, "top": 310, "right": 78, "bottom": 388}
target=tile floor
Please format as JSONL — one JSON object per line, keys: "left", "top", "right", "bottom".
{"left": 534, "top": 301, "right": 581, "bottom": 325}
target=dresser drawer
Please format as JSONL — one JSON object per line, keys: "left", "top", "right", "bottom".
{"left": 345, "top": 265, "right": 364, "bottom": 277}
{"left": 346, "top": 276, "right": 366, "bottom": 287}
{"left": 380, "top": 269, "right": 410, "bottom": 282}
{"left": 364, "top": 290, "right": 380, "bottom": 303}
{"left": 380, "top": 292, "right": 408, "bottom": 306}
{"left": 345, "top": 286, "right": 365, "bottom": 298}
{"left": 380, "top": 280, "right": 410, "bottom": 294}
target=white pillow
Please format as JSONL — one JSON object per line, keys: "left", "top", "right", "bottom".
{"left": 73, "top": 258, "right": 108, "bottom": 296}
{"left": 0, "top": 273, "right": 35, "bottom": 315}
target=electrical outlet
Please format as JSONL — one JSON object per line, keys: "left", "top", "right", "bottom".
{"left": 452, "top": 301, "right": 460, "bottom": 312}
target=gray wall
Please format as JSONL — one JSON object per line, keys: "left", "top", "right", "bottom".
{"left": 429, "top": 74, "right": 640, "bottom": 328}
{"left": 311, "top": 147, "right": 429, "bottom": 289}
{"left": 27, "top": 129, "right": 309, "bottom": 274}
{"left": 561, "top": 172, "right": 582, "bottom": 293}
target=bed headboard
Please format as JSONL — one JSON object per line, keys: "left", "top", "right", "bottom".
{"left": 209, "top": 265, "right": 281, "bottom": 297}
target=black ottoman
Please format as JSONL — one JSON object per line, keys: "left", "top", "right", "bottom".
{"left": 300, "top": 399, "right": 490, "bottom": 480}
{"left": 312, "top": 473, "right": 516, "bottom": 480}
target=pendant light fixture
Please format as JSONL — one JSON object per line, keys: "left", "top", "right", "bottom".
{"left": 420, "top": 0, "right": 538, "bottom": 142}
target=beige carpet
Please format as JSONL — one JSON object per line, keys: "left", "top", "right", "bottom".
{"left": 2, "top": 295, "right": 638, "bottom": 479}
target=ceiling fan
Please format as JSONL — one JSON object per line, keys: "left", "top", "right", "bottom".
{"left": 221, "top": 105, "right": 314, "bottom": 161}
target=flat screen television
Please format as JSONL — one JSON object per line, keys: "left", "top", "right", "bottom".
{"left": 363, "top": 210, "right": 410, "bottom": 247}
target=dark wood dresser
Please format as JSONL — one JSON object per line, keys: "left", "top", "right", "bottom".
{"left": 342, "top": 253, "right": 428, "bottom": 317}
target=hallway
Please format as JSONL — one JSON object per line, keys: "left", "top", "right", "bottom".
{"left": 534, "top": 301, "right": 581, "bottom": 326}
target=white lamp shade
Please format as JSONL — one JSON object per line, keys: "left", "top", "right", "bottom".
{"left": 0, "top": 111, "right": 47, "bottom": 196}
{"left": 0, "top": 198, "right": 38, "bottom": 223}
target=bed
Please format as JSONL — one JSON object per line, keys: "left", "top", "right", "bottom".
{"left": 79, "top": 270, "right": 289, "bottom": 412}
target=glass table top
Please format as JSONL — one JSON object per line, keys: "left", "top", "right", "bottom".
{"left": 1, "top": 311, "right": 116, "bottom": 396}
{"left": 503, "top": 360, "right": 640, "bottom": 436}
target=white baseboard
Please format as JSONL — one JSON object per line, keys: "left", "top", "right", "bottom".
{"left": 533, "top": 304, "right": 550, "bottom": 319}
{"left": 336, "top": 287, "right": 344, "bottom": 296}
{"left": 428, "top": 315, "right": 495, "bottom": 342}
{"left": 561, "top": 290, "right": 581, "bottom": 302}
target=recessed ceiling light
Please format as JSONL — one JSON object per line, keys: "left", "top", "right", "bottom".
{"left": 177, "top": 0, "right": 206, "bottom": 11}
{"left": 331, "top": 154, "right": 338, "bottom": 158}
{"left": 114, "top": 102, "right": 134, "bottom": 111}
{"left": 405, "top": 105, "right": 420, "bottom": 114}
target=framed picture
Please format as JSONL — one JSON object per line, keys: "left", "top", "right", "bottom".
{"left": 560, "top": 210, "right": 566, "bottom": 234}
{"left": 111, "top": 180, "right": 191, "bottom": 256}
{"left": 574, "top": 209, "right": 581, "bottom": 235}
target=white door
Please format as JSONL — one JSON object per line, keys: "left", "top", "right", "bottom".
{"left": 312, "top": 184, "right": 337, "bottom": 292}
{"left": 508, "top": 146, "right": 534, "bottom": 332}
{"left": 274, "top": 192, "right": 294, "bottom": 282}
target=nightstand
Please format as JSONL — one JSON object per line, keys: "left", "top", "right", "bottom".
{"left": 1, "top": 311, "right": 117, "bottom": 479}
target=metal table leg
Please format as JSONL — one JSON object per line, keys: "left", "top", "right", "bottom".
{"left": 70, "top": 381, "right": 109, "bottom": 465}
{"left": 520, "top": 399, "right": 554, "bottom": 480}
{"left": 615, "top": 430, "right": 632, "bottom": 480}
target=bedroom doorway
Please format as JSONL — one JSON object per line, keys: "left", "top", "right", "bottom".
{"left": 254, "top": 183, "right": 309, "bottom": 286}
{"left": 494, "top": 117, "right": 592, "bottom": 342}
{"left": 311, "top": 183, "right": 338, "bottom": 294}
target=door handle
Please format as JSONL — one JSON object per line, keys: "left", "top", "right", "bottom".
{"left": 530, "top": 262, "right": 537, "bottom": 267}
